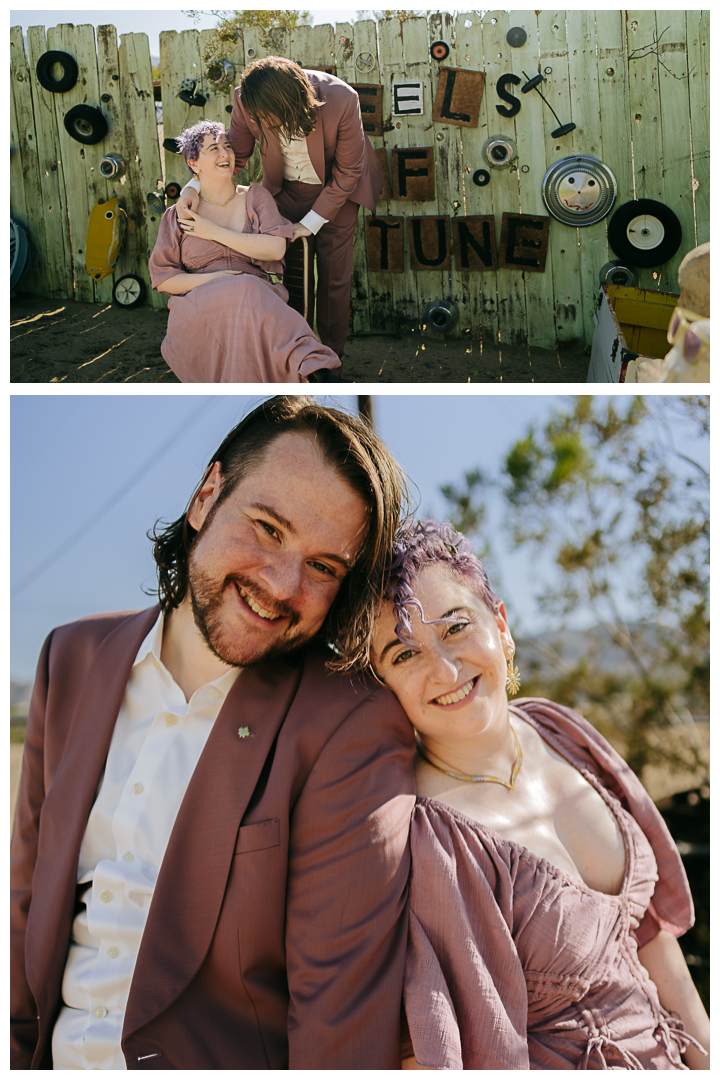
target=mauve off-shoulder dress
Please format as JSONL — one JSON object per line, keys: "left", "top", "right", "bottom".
{"left": 403, "top": 699, "right": 705, "bottom": 1070}
{"left": 148, "top": 184, "right": 340, "bottom": 383}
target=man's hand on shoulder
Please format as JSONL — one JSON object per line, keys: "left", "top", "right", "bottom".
{"left": 176, "top": 186, "right": 200, "bottom": 220}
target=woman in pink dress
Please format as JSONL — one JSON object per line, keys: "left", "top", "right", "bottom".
{"left": 367, "top": 520, "right": 709, "bottom": 1070}
{"left": 149, "top": 121, "right": 340, "bottom": 383}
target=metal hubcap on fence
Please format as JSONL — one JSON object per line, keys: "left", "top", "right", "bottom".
{"left": 542, "top": 156, "right": 617, "bottom": 227}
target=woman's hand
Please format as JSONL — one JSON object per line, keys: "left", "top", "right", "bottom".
{"left": 291, "top": 222, "right": 313, "bottom": 241}
{"left": 178, "top": 209, "right": 219, "bottom": 242}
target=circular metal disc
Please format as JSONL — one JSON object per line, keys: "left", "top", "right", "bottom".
{"left": 626, "top": 213, "right": 665, "bottom": 249}
{"left": 115, "top": 278, "right": 142, "bottom": 304}
{"left": 355, "top": 51, "right": 376, "bottom": 72}
{"left": 506, "top": 26, "right": 527, "bottom": 48}
{"left": 430, "top": 40, "right": 450, "bottom": 61}
{"left": 542, "top": 155, "right": 617, "bottom": 226}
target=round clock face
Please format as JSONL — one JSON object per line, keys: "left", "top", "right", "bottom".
{"left": 542, "top": 156, "right": 617, "bottom": 226}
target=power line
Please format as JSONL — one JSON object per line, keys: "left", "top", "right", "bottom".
{"left": 11, "top": 397, "right": 220, "bottom": 599}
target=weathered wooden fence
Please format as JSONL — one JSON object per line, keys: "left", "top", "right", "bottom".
{"left": 11, "top": 11, "right": 709, "bottom": 346}
{"left": 10, "top": 24, "right": 164, "bottom": 307}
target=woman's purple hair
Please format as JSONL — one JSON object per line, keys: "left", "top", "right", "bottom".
{"left": 386, "top": 518, "right": 501, "bottom": 645}
{"left": 176, "top": 121, "right": 229, "bottom": 171}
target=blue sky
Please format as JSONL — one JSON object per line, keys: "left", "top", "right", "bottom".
{"left": 11, "top": 8, "right": 458, "bottom": 58}
{"left": 11, "top": 392, "right": 707, "bottom": 684}
{"left": 12, "top": 392, "right": 588, "bottom": 681}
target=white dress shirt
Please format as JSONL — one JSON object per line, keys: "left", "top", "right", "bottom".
{"left": 186, "top": 134, "right": 329, "bottom": 235}
{"left": 52, "top": 613, "right": 240, "bottom": 1070}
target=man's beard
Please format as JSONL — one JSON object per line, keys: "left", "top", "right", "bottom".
{"left": 188, "top": 561, "right": 313, "bottom": 668}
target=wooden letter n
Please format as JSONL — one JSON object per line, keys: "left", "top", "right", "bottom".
{"left": 452, "top": 216, "right": 497, "bottom": 271}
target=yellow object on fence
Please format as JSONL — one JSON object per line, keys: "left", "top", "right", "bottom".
{"left": 85, "top": 197, "right": 127, "bottom": 281}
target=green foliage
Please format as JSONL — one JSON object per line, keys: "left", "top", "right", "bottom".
{"left": 439, "top": 468, "right": 488, "bottom": 555}
{"left": 355, "top": 10, "right": 424, "bottom": 21}
{"left": 226, "top": 10, "right": 312, "bottom": 33}
{"left": 441, "top": 396, "right": 709, "bottom": 784}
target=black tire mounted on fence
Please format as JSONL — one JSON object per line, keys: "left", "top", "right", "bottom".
{"left": 63, "top": 104, "right": 108, "bottom": 145}
{"left": 112, "top": 274, "right": 146, "bottom": 309}
{"left": 608, "top": 199, "right": 682, "bottom": 269}
{"left": 35, "top": 50, "right": 79, "bottom": 93}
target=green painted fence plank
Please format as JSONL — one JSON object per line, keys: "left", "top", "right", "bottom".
{"left": 686, "top": 10, "right": 709, "bottom": 245}
{"left": 538, "top": 10, "right": 584, "bottom": 344}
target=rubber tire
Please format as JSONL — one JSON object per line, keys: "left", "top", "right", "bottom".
{"left": 165, "top": 182, "right": 182, "bottom": 200}
{"left": 112, "top": 274, "right": 146, "bottom": 309}
{"left": 36, "top": 50, "right": 79, "bottom": 93}
{"left": 63, "top": 104, "right": 109, "bottom": 145}
{"left": 607, "top": 198, "right": 682, "bottom": 268}
{"left": 472, "top": 169, "right": 490, "bottom": 187}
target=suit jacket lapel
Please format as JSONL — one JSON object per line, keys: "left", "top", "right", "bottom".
{"left": 306, "top": 74, "right": 326, "bottom": 184}
{"left": 26, "top": 607, "right": 160, "bottom": 1023}
{"left": 123, "top": 658, "right": 302, "bottom": 1039}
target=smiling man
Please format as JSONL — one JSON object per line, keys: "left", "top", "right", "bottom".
{"left": 10, "top": 397, "right": 416, "bottom": 1070}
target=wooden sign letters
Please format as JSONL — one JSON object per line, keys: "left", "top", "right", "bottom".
{"left": 366, "top": 216, "right": 404, "bottom": 272}
{"left": 409, "top": 217, "right": 452, "bottom": 270}
{"left": 351, "top": 83, "right": 384, "bottom": 136}
{"left": 432, "top": 67, "right": 485, "bottom": 128}
{"left": 391, "top": 147, "right": 435, "bottom": 201}
{"left": 498, "top": 213, "right": 550, "bottom": 273}
{"left": 365, "top": 213, "right": 550, "bottom": 274}
{"left": 452, "top": 216, "right": 497, "bottom": 271}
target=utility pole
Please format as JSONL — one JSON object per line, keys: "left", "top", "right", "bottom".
{"left": 357, "top": 396, "right": 373, "bottom": 429}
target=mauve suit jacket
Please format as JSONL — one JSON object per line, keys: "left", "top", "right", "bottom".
{"left": 10, "top": 606, "right": 416, "bottom": 1070}
{"left": 229, "top": 70, "right": 385, "bottom": 221}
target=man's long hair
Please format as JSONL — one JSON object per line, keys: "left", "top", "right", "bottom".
{"left": 150, "top": 396, "right": 409, "bottom": 673}
{"left": 240, "top": 56, "right": 323, "bottom": 144}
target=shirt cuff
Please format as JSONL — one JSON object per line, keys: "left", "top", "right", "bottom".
{"left": 185, "top": 177, "right": 202, "bottom": 193}
{"left": 301, "top": 209, "right": 329, "bottom": 235}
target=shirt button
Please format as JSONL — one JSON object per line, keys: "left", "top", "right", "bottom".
{"left": 95, "top": 1007, "right": 108, "bottom": 1019}
{"left": 106, "top": 947, "right": 119, "bottom": 959}
{"left": 132, "top": 782, "right": 144, "bottom": 795}
{"left": 100, "top": 891, "right": 112, "bottom": 903}
{"left": 165, "top": 714, "right": 177, "bottom": 726}
{"left": 153, "top": 659, "right": 161, "bottom": 670}
{"left": 123, "top": 852, "right": 134, "bottom": 863}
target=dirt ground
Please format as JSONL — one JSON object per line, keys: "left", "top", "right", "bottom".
{"left": 11, "top": 293, "right": 590, "bottom": 384}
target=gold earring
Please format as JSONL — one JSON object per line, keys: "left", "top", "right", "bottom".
{"left": 505, "top": 646, "right": 521, "bottom": 696}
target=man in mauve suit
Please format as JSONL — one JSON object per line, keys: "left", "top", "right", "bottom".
{"left": 10, "top": 397, "right": 415, "bottom": 1070}
{"left": 178, "top": 57, "right": 384, "bottom": 362}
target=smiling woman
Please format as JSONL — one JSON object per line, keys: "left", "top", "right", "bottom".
{"left": 148, "top": 120, "right": 341, "bottom": 382}
{"left": 364, "top": 519, "right": 710, "bottom": 1071}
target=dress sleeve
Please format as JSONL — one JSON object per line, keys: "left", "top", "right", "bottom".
{"left": 245, "top": 184, "right": 294, "bottom": 241}
{"left": 244, "top": 185, "right": 293, "bottom": 277}
{"left": 403, "top": 804, "right": 530, "bottom": 1070}
{"left": 511, "top": 699, "right": 695, "bottom": 945}
{"left": 148, "top": 206, "right": 184, "bottom": 289}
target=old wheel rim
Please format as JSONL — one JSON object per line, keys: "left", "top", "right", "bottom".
{"left": 115, "top": 278, "right": 142, "bottom": 304}
{"left": 626, "top": 214, "right": 665, "bottom": 250}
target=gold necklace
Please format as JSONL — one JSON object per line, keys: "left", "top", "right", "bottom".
{"left": 417, "top": 723, "right": 523, "bottom": 790}
{"left": 200, "top": 189, "right": 236, "bottom": 207}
